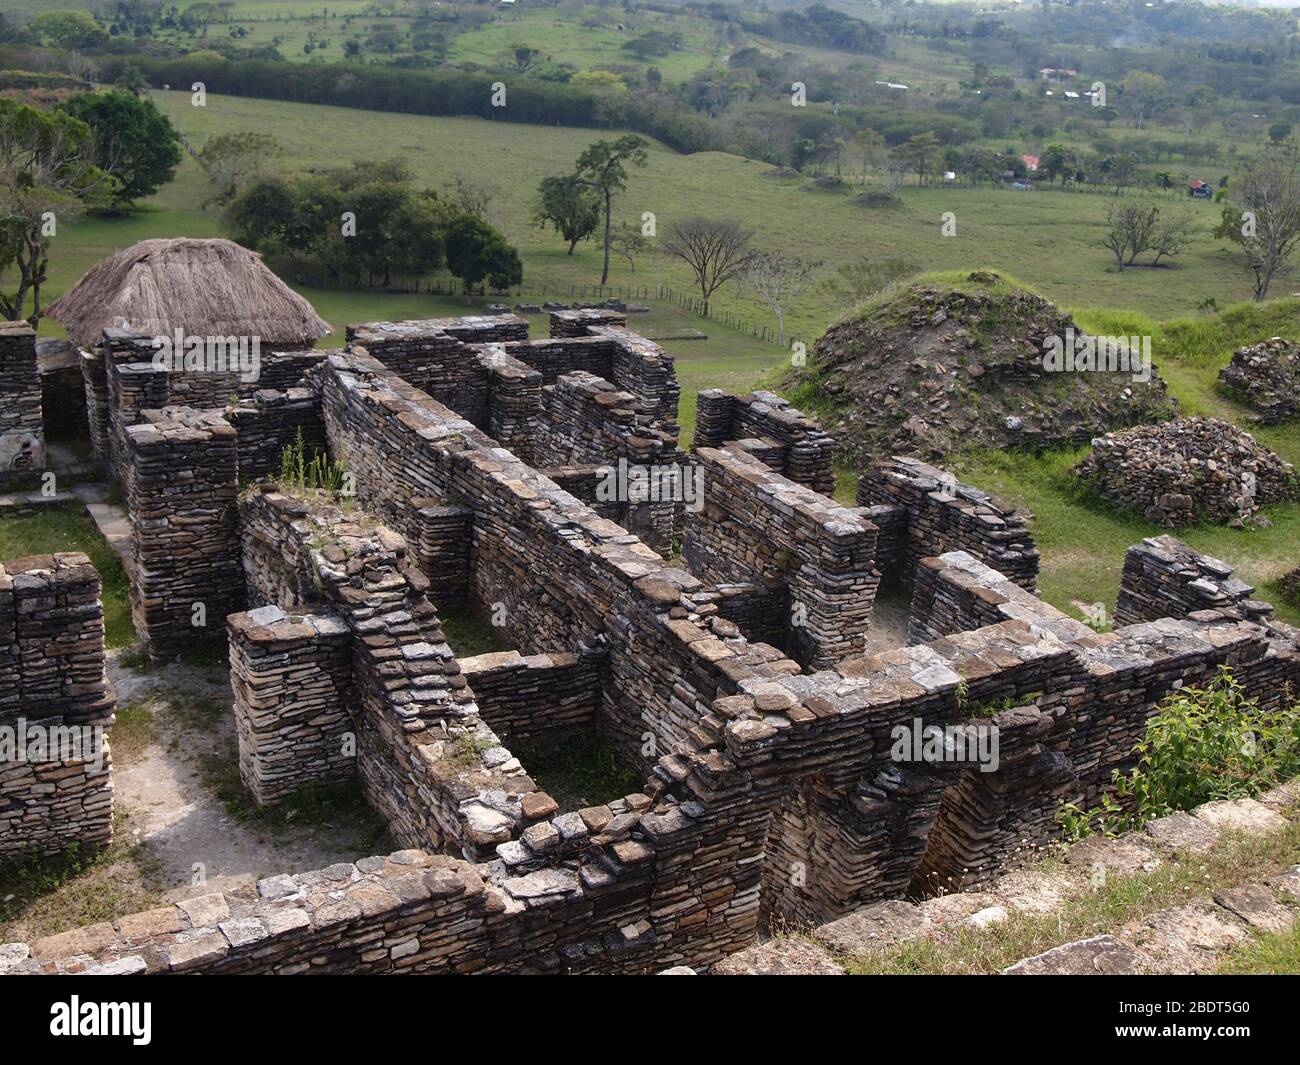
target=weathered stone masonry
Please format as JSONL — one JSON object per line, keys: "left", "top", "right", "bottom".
{"left": 858, "top": 456, "right": 1039, "bottom": 590}
{"left": 693, "top": 389, "right": 836, "bottom": 496}
{"left": 0, "top": 321, "right": 43, "bottom": 479}
{"left": 0, "top": 552, "right": 114, "bottom": 863}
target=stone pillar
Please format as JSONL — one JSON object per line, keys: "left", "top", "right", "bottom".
{"left": 124, "top": 409, "right": 243, "bottom": 660}
{"left": 0, "top": 321, "right": 43, "bottom": 478}
{"left": 0, "top": 552, "right": 115, "bottom": 862}
{"left": 229, "top": 606, "right": 354, "bottom": 806}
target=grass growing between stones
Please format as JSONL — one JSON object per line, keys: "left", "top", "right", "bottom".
{"left": 840, "top": 822, "right": 1300, "bottom": 975}
{"left": 195, "top": 747, "right": 391, "bottom": 852}
{"left": 438, "top": 603, "right": 511, "bottom": 658}
{"left": 1215, "top": 919, "right": 1300, "bottom": 974}
{"left": 0, "top": 505, "right": 135, "bottom": 648}
{"left": 0, "top": 810, "right": 164, "bottom": 943}
{"left": 507, "top": 724, "right": 641, "bottom": 812}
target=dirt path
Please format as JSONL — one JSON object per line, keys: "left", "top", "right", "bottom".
{"left": 107, "top": 652, "right": 386, "bottom": 903}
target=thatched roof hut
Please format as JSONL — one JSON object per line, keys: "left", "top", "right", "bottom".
{"left": 48, "top": 238, "right": 332, "bottom": 349}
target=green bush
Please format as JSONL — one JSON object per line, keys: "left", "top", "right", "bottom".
{"left": 1114, "top": 668, "right": 1300, "bottom": 821}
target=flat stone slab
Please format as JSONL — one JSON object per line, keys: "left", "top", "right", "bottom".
{"left": 1259, "top": 779, "right": 1300, "bottom": 810}
{"left": 1214, "top": 883, "right": 1294, "bottom": 934}
{"left": 918, "top": 891, "right": 1000, "bottom": 928}
{"left": 1192, "top": 798, "right": 1288, "bottom": 836}
{"left": 1066, "top": 835, "right": 1162, "bottom": 877}
{"left": 1144, "top": 811, "right": 1219, "bottom": 855}
{"left": 990, "top": 871, "right": 1073, "bottom": 915}
{"left": 1004, "top": 935, "right": 1148, "bottom": 975}
{"left": 713, "top": 938, "right": 845, "bottom": 975}
{"left": 1121, "top": 903, "right": 1250, "bottom": 974}
{"left": 1269, "top": 864, "right": 1300, "bottom": 902}
{"left": 812, "top": 900, "right": 932, "bottom": 955}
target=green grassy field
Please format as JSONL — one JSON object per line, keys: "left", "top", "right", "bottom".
{"left": 19, "top": 91, "right": 1300, "bottom": 634}
{"left": 45, "top": 91, "right": 1267, "bottom": 346}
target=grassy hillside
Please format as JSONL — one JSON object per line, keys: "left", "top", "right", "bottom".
{"left": 63, "top": 91, "right": 1270, "bottom": 341}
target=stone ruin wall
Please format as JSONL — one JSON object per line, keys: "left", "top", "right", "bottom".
{"left": 683, "top": 444, "right": 879, "bottom": 669}
{"left": 231, "top": 488, "right": 567, "bottom": 862}
{"left": 0, "top": 552, "right": 115, "bottom": 863}
{"left": 86, "top": 328, "right": 328, "bottom": 484}
{"left": 122, "top": 407, "right": 243, "bottom": 660}
{"left": 693, "top": 389, "right": 836, "bottom": 496}
{"left": 16, "top": 311, "right": 1300, "bottom": 974}
{"left": 0, "top": 321, "right": 43, "bottom": 479}
{"left": 857, "top": 456, "right": 1040, "bottom": 590}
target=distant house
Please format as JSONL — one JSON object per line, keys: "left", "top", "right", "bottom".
{"left": 1039, "top": 67, "right": 1078, "bottom": 83}
{"left": 1022, "top": 154, "right": 1040, "bottom": 172}
{"left": 1188, "top": 180, "right": 1213, "bottom": 200}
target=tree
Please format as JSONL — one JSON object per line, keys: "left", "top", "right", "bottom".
{"left": 1121, "top": 71, "right": 1168, "bottom": 131}
{"left": 29, "top": 11, "right": 107, "bottom": 49}
{"left": 533, "top": 174, "right": 600, "bottom": 255}
{"left": 510, "top": 46, "right": 542, "bottom": 73}
{"left": 740, "top": 250, "right": 816, "bottom": 345}
{"left": 572, "top": 135, "right": 648, "bottom": 285}
{"left": 445, "top": 213, "right": 523, "bottom": 297}
{"left": 897, "top": 131, "right": 941, "bottom": 184}
{"left": 0, "top": 100, "right": 111, "bottom": 322}
{"left": 660, "top": 217, "right": 753, "bottom": 317}
{"left": 1215, "top": 141, "right": 1300, "bottom": 301}
{"left": 1040, "top": 143, "right": 1072, "bottom": 184}
{"left": 197, "top": 130, "right": 282, "bottom": 209}
{"left": 610, "top": 221, "right": 650, "bottom": 272}
{"left": 1151, "top": 207, "right": 1196, "bottom": 266}
{"left": 1102, "top": 200, "right": 1159, "bottom": 270}
{"left": 59, "top": 91, "right": 182, "bottom": 206}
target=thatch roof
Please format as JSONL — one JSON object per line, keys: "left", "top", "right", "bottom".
{"left": 48, "top": 238, "right": 332, "bottom": 348}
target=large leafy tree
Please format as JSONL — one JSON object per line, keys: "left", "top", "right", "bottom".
{"left": 1214, "top": 141, "right": 1300, "bottom": 301}
{"left": 533, "top": 174, "right": 600, "bottom": 255}
{"left": 445, "top": 213, "right": 523, "bottom": 296}
{"left": 59, "top": 91, "right": 182, "bottom": 206}
{"left": 0, "top": 100, "right": 112, "bottom": 322}
{"left": 572, "top": 135, "right": 648, "bottom": 285}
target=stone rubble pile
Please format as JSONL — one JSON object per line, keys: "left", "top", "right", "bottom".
{"left": 1074, "top": 416, "right": 1298, "bottom": 527}
{"left": 1218, "top": 336, "right": 1300, "bottom": 424}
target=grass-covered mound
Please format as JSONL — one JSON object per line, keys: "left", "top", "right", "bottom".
{"left": 789, "top": 270, "right": 1177, "bottom": 463}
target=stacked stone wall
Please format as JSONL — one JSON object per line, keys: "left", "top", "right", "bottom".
{"left": 226, "top": 390, "right": 327, "bottom": 482}
{"left": 0, "top": 552, "right": 114, "bottom": 862}
{"left": 683, "top": 445, "right": 878, "bottom": 668}
{"left": 1116, "top": 535, "right": 1274, "bottom": 626}
{"left": 858, "top": 457, "right": 1039, "bottom": 589}
{"left": 123, "top": 407, "right": 242, "bottom": 659}
{"left": 458, "top": 649, "right": 603, "bottom": 741}
{"left": 0, "top": 321, "right": 43, "bottom": 478}
{"left": 693, "top": 389, "right": 836, "bottom": 495}
{"left": 228, "top": 606, "right": 354, "bottom": 805}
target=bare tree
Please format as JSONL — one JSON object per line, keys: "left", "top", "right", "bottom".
{"left": 1150, "top": 207, "right": 1196, "bottom": 265}
{"left": 1219, "top": 141, "right": 1300, "bottom": 300}
{"left": 661, "top": 217, "right": 753, "bottom": 316}
{"left": 740, "top": 250, "right": 816, "bottom": 345}
{"left": 1102, "top": 201, "right": 1159, "bottom": 270}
